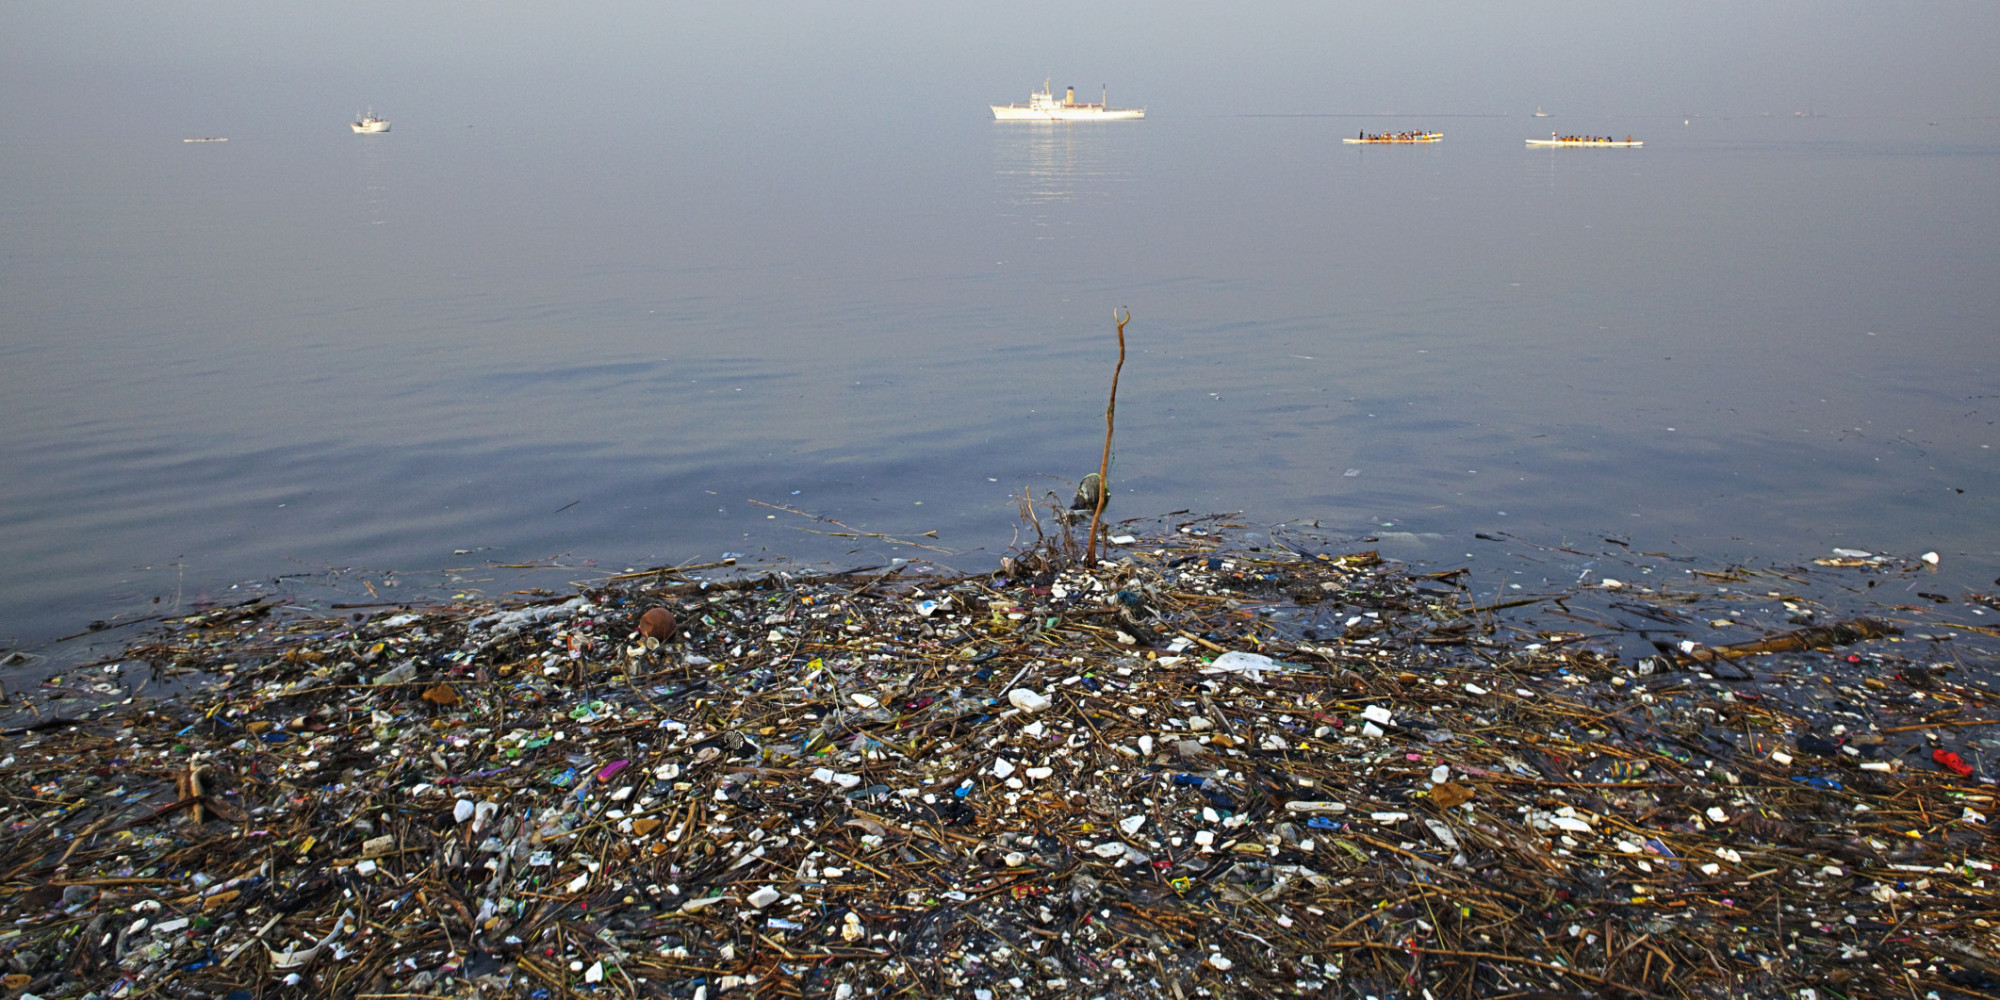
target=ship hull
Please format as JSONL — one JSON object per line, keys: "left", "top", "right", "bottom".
{"left": 991, "top": 105, "right": 1145, "bottom": 121}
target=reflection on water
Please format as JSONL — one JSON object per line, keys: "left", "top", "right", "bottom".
{"left": 355, "top": 131, "right": 392, "bottom": 226}
{"left": 991, "top": 123, "right": 1136, "bottom": 207}
{"left": 2, "top": 111, "right": 1996, "bottom": 666}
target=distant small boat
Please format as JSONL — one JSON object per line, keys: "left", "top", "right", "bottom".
{"left": 1534, "top": 107, "right": 1550, "bottom": 117}
{"left": 350, "top": 110, "right": 391, "bottom": 133}
{"left": 992, "top": 80, "right": 1144, "bottom": 121}
{"left": 1527, "top": 132, "right": 1640, "bottom": 147}
{"left": 183, "top": 137, "right": 228, "bottom": 143}
{"left": 1343, "top": 131, "right": 1442, "bottom": 144}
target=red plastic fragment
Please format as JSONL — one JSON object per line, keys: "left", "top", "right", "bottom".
{"left": 1932, "top": 749, "right": 1974, "bottom": 777}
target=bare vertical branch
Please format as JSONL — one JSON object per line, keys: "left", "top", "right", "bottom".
{"left": 1086, "top": 308, "right": 1129, "bottom": 565}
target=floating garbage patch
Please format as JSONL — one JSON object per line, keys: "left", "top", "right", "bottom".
{"left": 2, "top": 523, "right": 1998, "bottom": 999}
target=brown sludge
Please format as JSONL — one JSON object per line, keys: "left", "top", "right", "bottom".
{"left": 1, "top": 520, "right": 1996, "bottom": 999}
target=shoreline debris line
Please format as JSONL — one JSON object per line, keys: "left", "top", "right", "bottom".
{"left": 2, "top": 525, "right": 1996, "bottom": 998}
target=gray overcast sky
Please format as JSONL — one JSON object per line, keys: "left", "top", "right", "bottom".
{"left": 5, "top": 1, "right": 1998, "bottom": 137}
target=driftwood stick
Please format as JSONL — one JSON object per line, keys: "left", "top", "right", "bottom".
{"left": 1085, "top": 309, "right": 1129, "bottom": 565}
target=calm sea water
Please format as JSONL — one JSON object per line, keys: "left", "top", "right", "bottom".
{"left": 4, "top": 26, "right": 1998, "bottom": 660}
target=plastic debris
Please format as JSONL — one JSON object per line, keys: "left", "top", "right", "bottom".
{"left": 1, "top": 519, "right": 1995, "bottom": 1000}
{"left": 1934, "top": 748, "right": 1975, "bottom": 777}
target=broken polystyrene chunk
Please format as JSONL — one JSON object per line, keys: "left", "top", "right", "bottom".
{"left": 1423, "top": 818, "right": 1460, "bottom": 850}
{"left": 1362, "top": 705, "right": 1393, "bottom": 725}
{"left": 1202, "top": 650, "right": 1281, "bottom": 682}
{"left": 747, "top": 886, "right": 781, "bottom": 909}
{"left": 1284, "top": 801, "right": 1347, "bottom": 814}
{"left": 1008, "top": 689, "right": 1050, "bottom": 712}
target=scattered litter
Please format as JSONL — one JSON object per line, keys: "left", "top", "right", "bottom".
{"left": 1, "top": 520, "right": 1995, "bottom": 999}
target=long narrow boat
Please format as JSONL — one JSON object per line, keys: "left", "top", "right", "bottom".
{"left": 1527, "top": 132, "right": 1640, "bottom": 147}
{"left": 1343, "top": 131, "right": 1442, "bottom": 144}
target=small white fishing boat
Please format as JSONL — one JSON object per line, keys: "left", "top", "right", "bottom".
{"left": 350, "top": 110, "right": 391, "bottom": 133}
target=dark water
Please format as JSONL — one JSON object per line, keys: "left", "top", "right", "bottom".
{"left": 4, "top": 10, "right": 1998, "bottom": 662}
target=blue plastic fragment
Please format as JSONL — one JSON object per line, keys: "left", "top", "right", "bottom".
{"left": 1306, "top": 816, "right": 1343, "bottom": 830}
{"left": 1791, "top": 775, "right": 1843, "bottom": 791}
{"left": 1642, "top": 838, "right": 1683, "bottom": 869}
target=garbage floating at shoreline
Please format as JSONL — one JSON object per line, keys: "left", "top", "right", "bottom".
{"left": 1, "top": 522, "right": 1996, "bottom": 999}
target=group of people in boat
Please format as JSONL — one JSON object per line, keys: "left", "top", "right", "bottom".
{"left": 1552, "top": 133, "right": 1634, "bottom": 143}
{"left": 1354, "top": 130, "right": 1437, "bottom": 141}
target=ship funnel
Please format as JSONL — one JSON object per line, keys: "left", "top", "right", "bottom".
{"left": 1065, "top": 86, "right": 1075, "bottom": 105}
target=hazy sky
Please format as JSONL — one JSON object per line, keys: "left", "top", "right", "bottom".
{"left": 6, "top": 1, "right": 1998, "bottom": 139}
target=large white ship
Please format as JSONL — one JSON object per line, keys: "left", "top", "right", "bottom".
{"left": 992, "top": 81, "right": 1144, "bottom": 121}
